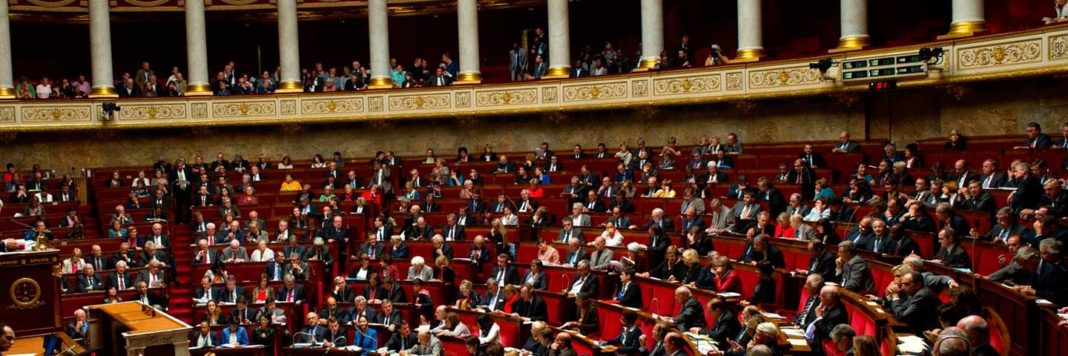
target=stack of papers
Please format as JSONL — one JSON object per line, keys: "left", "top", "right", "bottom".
{"left": 898, "top": 335, "right": 929, "bottom": 354}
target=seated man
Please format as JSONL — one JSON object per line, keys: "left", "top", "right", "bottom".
{"left": 601, "top": 309, "right": 644, "bottom": 353}
{"left": 883, "top": 271, "right": 942, "bottom": 333}
{"left": 191, "top": 321, "right": 220, "bottom": 348}
{"left": 834, "top": 241, "right": 874, "bottom": 293}
{"left": 386, "top": 320, "right": 419, "bottom": 352}
{"left": 691, "top": 298, "right": 739, "bottom": 346}
{"left": 66, "top": 310, "right": 89, "bottom": 340}
{"left": 76, "top": 264, "right": 103, "bottom": 293}
{"left": 322, "top": 317, "right": 347, "bottom": 347}
{"left": 295, "top": 312, "right": 327, "bottom": 344}
{"left": 664, "top": 286, "right": 706, "bottom": 330}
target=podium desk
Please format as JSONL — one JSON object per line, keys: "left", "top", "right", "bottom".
{"left": 282, "top": 346, "right": 364, "bottom": 355}
{"left": 190, "top": 345, "right": 267, "bottom": 356}
{"left": 7, "top": 332, "right": 87, "bottom": 355}
{"left": 85, "top": 301, "right": 192, "bottom": 356}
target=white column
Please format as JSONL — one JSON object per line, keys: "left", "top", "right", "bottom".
{"left": 276, "top": 0, "right": 302, "bottom": 93}
{"left": 735, "top": 0, "right": 764, "bottom": 62}
{"left": 0, "top": 0, "right": 13, "bottom": 98}
{"left": 184, "top": 0, "right": 210, "bottom": 95}
{"left": 88, "top": 0, "right": 116, "bottom": 98}
{"left": 940, "top": 0, "right": 986, "bottom": 39}
{"left": 830, "top": 0, "right": 869, "bottom": 53}
{"left": 367, "top": 0, "right": 393, "bottom": 89}
{"left": 636, "top": 0, "right": 663, "bottom": 71}
{"left": 455, "top": 0, "right": 481, "bottom": 84}
{"left": 543, "top": 0, "right": 571, "bottom": 79}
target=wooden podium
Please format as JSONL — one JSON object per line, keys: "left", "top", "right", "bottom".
{"left": 85, "top": 302, "right": 193, "bottom": 356}
{"left": 0, "top": 249, "right": 62, "bottom": 336}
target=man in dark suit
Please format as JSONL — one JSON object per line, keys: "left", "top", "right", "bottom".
{"left": 962, "top": 180, "right": 997, "bottom": 215}
{"left": 979, "top": 159, "right": 1008, "bottom": 189}
{"left": 868, "top": 219, "right": 895, "bottom": 255}
{"left": 428, "top": 67, "right": 451, "bottom": 86}
{"left": 1010, "top": 161, "right": 1042, "bottom": 213}
{"left": 694, "top": 299, "right": 739, "bottom": 346}
{"left": 844, "top": 217, "right": 874, "bottom": 250}
{"left": 1018, "top": 121, "right": 1053, "bottom": 149}
{"left": 614, "top": 268, "right": 642, "bottom": 309}
{"left": 644, "top": 246, "right": 685, "bottom": 281}
{"left": 489, "top": 254, "right": 520, "bottom": 286}
{"left": 1033, "top": 238, "right": 1067, "bottom": 305}
{"left": 601, "top": 309, "right": 644, "bottom": 353}
{"left": 957, "top": 315, "right": 999, "bottom": 356}
{"left": 802, "top": 240, "right": 836, "bottom": 278}
{"left": 787, "top": 159, "right": 817, "bottom": 200}
{"left": 1039, "top": 179, "right": 1068, "bottom": 218}
{"left": 386, "top": 320, "right": 418, "bottom": 352}
{"left": 835, "top": 241, "right": 874, "bottom": 293}
{"left": 373, "top": 299, "right": 403, "bottom": 329}
{"left": 561, "top": 238, "right": 588, "bottom": 267}
{"left": 441, "top": 214, "right": 465, "bottom": 241}
{"left": 481, "top": 280, "right": 507, "bottom": 312}
{"left": 359, "top": 232, "right": 386, "bottom": 260}
{"left": 556, "top": 219, "right": 583, "bottom": 243}
{"left": 799, "top": 144, "right": 827, "bottom": 168}
{"left": 107, "top": 260, "right": 134, "bottom": 290}
{"left": 191, "top": 321, "right": 220, "bottom": 348}
{"left": 565, "top": 261, "right": 598, "bottom": 299}
{"left": 935, "top": 204, "right": 970, "bottom": 239}
{"left": 982, "top": 207, "right": 1024, "bottom": 243}
{"left": 884, "top": 271, "right": 943, "bottom": 333}
{"left": 807, "top": 285, "right": 849, "bottom": 352}
{"left": 933, "top": 228, "right": 972, "bottom": 269}
{"left": 793, "top": 274, "right": 824, "bottom": 328}
{"left": 513, "top": 285, "right": 548, "bottom": 321}
{"left": 230, "top": 297, "right": 259, "bottom": 325}
{"left": 669, "top": 287, "right": 707, "bottom": 330}
{"left": 740, "top": 235, "right": 786, "bottom": 268}
{"left": 264, "top": 253, "right": 289, "bottom": 281}
{"left": 296, "top": 312, "right": 328, "bottom": 344}
{"left": 193, "top": 276, "right": 219, "bottom": 304}
{"left": 277, "top": 276, "right": 306, "bottom": 305}
{"left": 831, "top": 131, "right": 859, "bottom": 153}
{"left": 77, "top": 265, "right": 103, "bottom": 293}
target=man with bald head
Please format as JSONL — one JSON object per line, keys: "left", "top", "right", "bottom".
{"left": 667, "top": 286, "right": 706, "bottom": 330}
{"left": 407, "top": 329, "right": 442, "bottom": 355}
{"left": 805, "top": 286, "right": 848, "bottom": 350}
{"left": 933, "top": 327, "right": 971, "bottom": 356}
{"left": 957, "top": 315, "right": 998, "bottom": 356}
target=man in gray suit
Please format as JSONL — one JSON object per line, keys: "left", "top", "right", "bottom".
{"left": 680, "top": 191, "right": 705, "bottom": 215}
{"left": 221, "top": 239, "right": 249, "bottom": 263}
{"left": 791, "top": 215, "right": 816, "bottom": 240}
{"left": 588, "top": 237, "right": 614, "bottom": 271}
{"left": 831, "top": 131, "right": 859, "bottom": 153}
{"left": 568, "top": 203, "right": 592, "bottom": 228}
{"left": 406, "top": 256, "right": 435, "bottom": 281}
{"left": 407, "top": 329, "right": 442, "bottom": 356}
{"left": 834, "top": 241, "right": 874, "bottom": 293}
{"left": 508, "top": 43, "right": 528, "bottom": 82}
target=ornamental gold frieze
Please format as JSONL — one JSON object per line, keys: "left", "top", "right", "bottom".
{"left": 116, "top": 103, "right": 188, "bottom": 120}
{"left": 957, "top": 38, "right": 1043, "bottom": 69}
{"left": 747, "top": 66, "right": 822, "bottom": 90}
{"left": 652, "top": 74, "right": 722, "bottom": 97}
{"left": 561, "top": 81, "right": 628, "bottom": 102}
{"left": 387, "top": 93, "right": 451, "bottom": 111}
{"left": 474, "top": 88, "right": 538, "bottom": 107}
{"left": 20, "top": 105, "right": 92, "bottom": 123}
{"left": 1050, "top": 34, "right": 1068, "bottom": 61}
{"left": 300, "top": 97, "right": 365, "bottom": 115}
{"left": 211, "top": 100, "right": 277, "bottom": 118}
{"left": 0, "top": 107, "right": 14, "bottom": 123}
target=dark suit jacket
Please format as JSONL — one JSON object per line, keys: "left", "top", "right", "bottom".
{"left": 490, "top": 265, "right": 520, "bottom": 286}
{"left": 373, "top": 310, "right": 403, "bottom": 327}
{"left": 837, "top": 256, "right": 874, "bottom": 293}
{"left": 810, "top": 302, "right": 848, "bottom": 349}
{"left": 386, "top": 332, "right": 419, "bottom": 352}
{"left": 887, "top": 287, "right": 942, "bottom": 333}
{"left": 672, "top": 297, "right": 707, "bottom": 330}
{"left": 1025, "top": 134, "right": 1053, "bottom": 149}
{"left": 934, "top": 245, "right": 971, "bottom": 269}
{"left": 566, "top": 274, "right": 598, "bottom": 299}
{"left": 441, "top": 224, "right": 465, "bottom": 241}
{"left": 964, "top": 192, "right": 997, "bottom": 215}
{"left": 1012, "top": 176, "right": 1042, "bottom": 212}
{"left": 514, "top": 296, "right": 549, "bottom": 321}
{"left": 522, "top": 271, "right": 547, "bottom": 290}
{"left": 807, "top": 251, "right": 837, "bottom": 278}
{"left": 77, "top": 274, "right": 104, "bottom": 292}
{"left": 615, "top": 281, "right": 642, "bottom": 309}
{"left": 276, "top": 284, "right": 306, "bottom": 303}
{"left": 741, "top": 246, "right": 786, "bottom": 268}
{"left": 107, "top": 273, "right": 133, "bottom": 290}
{"left": 700, "top": 310, "right": 740, "bottom": 346}
{"left": 650, "top": 259, "right": 685, "bottom": 281}
{"left": 604, "top": 324, "right": 644, "bottom": 354}
{"left": 194, "top": 286, "right": 219, "bottom": 302}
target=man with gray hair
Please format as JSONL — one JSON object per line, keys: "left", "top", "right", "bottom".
{"left": 570, "top": 203, "right": 592, "bottom": 227}
{"left": 1024, "top": 238, "right": 1067, "bottom": 305}
{"left": 566, "top": 260, "right": 598, "bottom": 299}
{"left": 933, "top": 326, "right": 971, "bottom": 356}
{"left": 407, "top": 329, "right": 442, "bottom": 356}
{"left": 829, "top": 324, "right": 856, "bottom": 354}
{"left": 645, "top": 207, "right": 674, "bottom": 231}
{"left": 707, "top": 198, "right": 733, "bottom": 234}
{"left": 957, "top": 315, "right": 998, "bottom": 356}
{"left": 834, "top": 241, "right": 874, "bottom": 293}
{"left": 988, "top": 245, "right": 1039, "bottom": 285}
{"left": 902, "top": 255, "right": 959, "bottom": 292}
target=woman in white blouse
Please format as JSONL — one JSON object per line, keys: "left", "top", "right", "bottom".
{"left": 432, "top": 312, "right": 472, "bottom": 337}
{"left": 599, "top": 221, "right": 624, "bottom": 247}
{"left": 476, "top": 315, "right": 501, "bottom": 345}
{"left": 249, "top": 240, "right": 275, "bottom": 262}
{"left": 500, "top": 206, "right": 519, "bottom": 226}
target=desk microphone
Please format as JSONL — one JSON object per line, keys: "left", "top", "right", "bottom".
{"left": 325, "top": 336, "right": 346, "bottom": 354}
{"left": 292, "top": 331, "right": 318, "bottom": 347}
{"left": 650, "top": 297, "right": 661, "bottom": 316}
{"left": 561, "top": 274, "right": 571, "bottom": 292}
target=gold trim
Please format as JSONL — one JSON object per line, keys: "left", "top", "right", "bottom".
{"left": 733, "top": 48, "right": 765, "bottom": 63}
{"left": 89, "top": 86, "right": 118, "bottom": 98}
{"left": 938, "top": 20, "right": 988, "bottom": 40}
{"left": 453, "top": 72, "right": 482, "bottom": 85}
{"left": 829, "top": 35, "right": 870, "bottom": 53}
{"left": 0, "top": 87, "right": 14, "bottom": 99}
{"left": 632, "top": 58, "right": 659, "bottom": 72}
{"left": 184, "top": 83, "right": 212, "bottom": 96}
{"left": 9, "top": 277, "right": 41, "bottom": 308}
{"left": 543, "top": 66, "right": 570, "bottom": 79}
{"left": 275, "top": 81, "right": 302, "bottom": 93}
{"left": 368, "top": 77, "right": 393, "bottom": 89}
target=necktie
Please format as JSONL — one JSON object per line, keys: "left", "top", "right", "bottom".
{"left": 984, "top": 175, "right": 993, "bottom": 188}
{"left": 449, "top": 227, "right": 455, "bottom": 241}
{"left": 95, "top": 258, "right": 101, "bottom": 270}
{"left": 798, "top": 297, "right": 816, "bottom": 325}
{"left": 288, "top": 291, "right": 294, "bottom": 302}
{"left": 119, "top": 275, "right": 125, "bottom": 290}
{"left": 873, "top": 237, "right": 881, "bottom": 253}
{"left": 88, "top": 277, "right": 95, "bottom": 289}
{"left": 618, "top": 282, "right": 627, "bottom": 299}
{"left": 275, "top": 265, "right": 281, "bottom": 280}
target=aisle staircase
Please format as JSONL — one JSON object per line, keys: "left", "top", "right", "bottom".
{"left": 166, "top": 225, "right": 195, "bottom": 323}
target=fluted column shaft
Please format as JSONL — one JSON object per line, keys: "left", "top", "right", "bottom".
{"left": 185, "top": 0, "right": 211, "bottom": 95}
{"left": 367, "top": 0, "right": 393, "bottom": 89}
{"left": 0, "top": 0, "right": 13, "bottom": 98}
{"left": 637, "top": 0, "right": 663, "bottom": 71}
{"left": 455, "top": 0, "right": 481, "bottom": 84}
{"left": 940, "top": 0, "right": 986, "bottom": 39}
{"left": 89, "top": 0, "right": 116, "bottom": 97}
{"left": 543, "top": 0, "right": 571, "bottom": 79}
{"left": 735, "top": 0, "right": 764, "bottom": 62}
{"left": 276, "top": 0, "right": 302, "bottom": 93}
{"left": 830, "top": 0, "right": 869, "bottom": 53}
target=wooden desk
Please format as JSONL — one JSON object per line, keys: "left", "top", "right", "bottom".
{"left": 282, "top": 346, "right": 364, "bottom": 355}
{"left": 85, "top": 301, "right": 193, "bottom": 356}
{"left": 6, "top": 333, "right": 87, "bottom": 355}
{"left": 190, "top": 345, "right": 268, "bottom": 356}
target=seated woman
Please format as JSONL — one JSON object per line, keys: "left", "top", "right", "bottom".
{"left": 699, "top": 255, "right": 742, "bottom": 294}
{"left": 202, "top": 300, "right": 224, "bottom": 326}
{"left": 562, "top": 294, "right": 599, "bottom": 335}
{"left": 599, "top": 221, "right": 625, "bottom": 247}
{"left": 476, "top": 314, "right": 501, "bottom": 345}
{"left": 742, "top": 261, "right": 776, "bottom": 307}
{"left": 773, "top": 212, "right": 795, "bottom": 239}
{"left": 454, "top": 280, "right": 482, "bottom": 310}
{"left": 434, "top": 255, "right": 455, "bottom": 284}
{"left": 349, "top": 254, "right": 376, "bottom": 280}
{"left": 536, "top": 240, "right": 561, "bottom": 266}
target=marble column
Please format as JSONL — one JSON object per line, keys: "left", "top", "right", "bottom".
{"left": 454, "top": 0, "right": 481, "bottom": 84}
{"left": 367, "top": 0, "right": 393, "bottom": 89}
{"left": 635, "top": 0, "right": 663, "bottom": 71}
{"left": 184, "top": 0, "right": 211, "bottom": 95}
{"left": 0, "top": 0, "right": 12, "bottom": 99}
{"left": 88, "top": 0, "right": 116, "bottom": 98}
{"left": 734, "top": 0, "right": 764, "bottom": 62}
{"left": 830, "top": 0, "right": 869, "bottom": 53}
{"left": 276, "top": 0, "right": 302, "bottom": 93}
{"left": 939, "top": 0, "right": 986, "bottom": 39}
{"left": 543, "top": 0, "right": 571, "bottom": 79}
